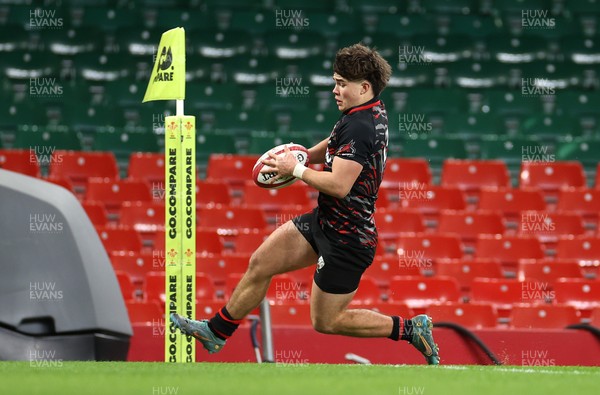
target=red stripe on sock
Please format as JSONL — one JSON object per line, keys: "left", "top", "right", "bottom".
{"left": 212, "top": 327, "right": 230, "bottom": 340}
{"left": 218, "top": 309, "right": 243, "bottom": 325}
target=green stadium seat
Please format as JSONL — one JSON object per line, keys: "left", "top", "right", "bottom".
{"left": 555, "top": 90, "right": 600, "bottom": 116}
{"left": 443, "top": 112, "right": 503, "bottom": 139}
{"left": 2, "top": 51, "right": 60, "bottom": 80}
{"left": 197, "top": 131, "right": 239, "bottom": 161}
{"left": 13, "top": 126, "right": 83, "bottom": 151}
{"left": 74, "top": 6, "right": 141, "bottom": 31}
{"left": 438, "top": 14, "right": 503, "bottom": 37}
{"left": 91, "top": 130, "right": 160, "bottom": 162}
{"left": 264, "top": 30, "right": 326, "bottom": 60}
{"left": 518, "top": 114, "right": 581, "bottom": 141}
{"left": 0, "top": 24, "right": 32, "bottom": 52}
{"left": 567, "top": 0, "right": 600, "bottom": 14}
{"left": 397, "top": 136, "right": 468, "bottom": 166}
{"left": 226, "top": 10, "right": 271, "bottom": 35}
{"left": 403, "top": 88, "right": 469, "bottom": 115}
{"left": 304, "top": 12, "right": 361, "bottom": 37}
{"left": 187, "top": 82, "right": 247, "bottom": 111}
{"left": 481, "top": 89, "right": 543, "bottom": 115}
{"left": 347, "top": 0, "right": 406, "bottom": 15}
{"left": 408, "top": 34, "right": 474, "bottom": 62}
{"left": 114, "top": 27, "right": 162, "bottom": 57}
{"left": 421, "top": 0, "right": 476, "bottom": 14}
{"left": 375, "top": 14, "right": 436, "bottom": 37}
{"left": 486, "top": 34, "right": 548, "bottom": 63}
{"left": 222, "top": 56, "right": 274, "bottom": 85}
{"left": 188, "top": 29, "right": 256, "bottom": 59}
{"left": 490, "top": 0, "right": 548, "bottom": 14}
{"left": 74, "top": 53, "right": 132, "bottom": 81}
{"left": 517, "top": 61, "right": 585, "bottom": 90}
{"left": 246, "top": 131, "right": 314, "bottom": 155}
{"left": 43, "top": 27, "right": 100, "bottom": 56}
{"left": 478, "top": 136, "right": 550, "bottom": 171}
{"left": 560, "top": 35, "right": 600, "bottom": 65}
{"left": 445, "top": 60, "right": 512, "bottom": 89}
{"left": 556, "top": 138, "right": 600, "bottom": 168}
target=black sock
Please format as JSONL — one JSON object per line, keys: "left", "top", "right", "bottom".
{"left": 401, "top": 318, "right": 413, "bottom": 342}
{"left": 388, "top": 316, "right": 400, "bottom": 341}
{"left": 207, "top": 307, "right": 241, "bottom": 340}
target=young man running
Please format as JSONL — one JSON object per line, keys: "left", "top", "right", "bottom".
{"left": 172, "top": 44, "right": 440, "bottom": 365}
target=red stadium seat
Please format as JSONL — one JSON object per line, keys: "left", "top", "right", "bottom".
{"left": 478, "top": 188, "right": 546, "bottom": 222}
{"left": 86, "top": 178, "right": 152, "bottom": 215}
{"left": 0, "top": 149, "right": 40, "bottom": 177}
{"left": 388, "top": 276, "right": 461, "bottom": 308}
{"left": 556, "top": 188, "right": 600, "bottom": 223}
{"left": 381, "top": 158, "right": 432, "bottom": 189}
{"left": 351, "top": 275, "right": 383, "bottom": 304}
{"left": 374, "top": 209, "right": 425, "bottom": 242}
{"left": 125, "top": 300, "right": 163, "bottom": 324}
{"left": 556, "top": 236, "right": 600, "bottom": 261}
{"left": 350, "top": 302, "right": 413, "bottom": 318}
{"left": 517, "top": 260, "right": 584, "bottom": 284}
{"left": 115, "top": 270, "right": 137, "bottom": 301}
{"left": 437, "top": 210, "right": 505, "bottom": 244}
{"left": 197, "top": 254, "right": 249, "bottom": 286}
{"left": 470, "top": 278, "right": 525, "bottom": 307}
{"left": 128, "top": 153, "right": 165, "bottom": 185}
{"left": 196, "top": 273, "right": 218, "bottom": 301}
{"left": 398, "top": 186, "right": 466, "bottom": 216}
{"left": 397, "top": 234, "right": 464, "bottom": 263}
{"left": 267, "top": 275, "right": 308, "bottom": 304}
{"left": 198, "top": 206, "right": 267, "bottom": 232}
{"left": 519, "top": 161, "right": 586, "bottom": 192}
{"left": 96, "top": 226, "right": 143, "bottom": 254}
{"left": 435, "top": 259, "right": 504, "bottom": 292}
{"left": 427, "top": 302, "right": 498, "bottom": 328}
{"left": 82, "top": 201, "right": 108, "bottom": 227}
{"left": 517, "top": 211, "right": 585, "bottom": 243}
{"left": 242, "top": 182, "right": 310, "bottom": 210}
{"left": 233, "top": 230, "right": 269, "bottom": 254}
{"left": 441, "top": 159, "right": 510, "bottom": 193}
{"left": 111, "top": 252, "right": 155, "bottom": 285}
{"left": 367, "top": 254, "right": 425, "bottom": 288}
{"left": 510, "top": 304, "right": 581, "bottom": 329}
{"left": 206, "top": 154, "right": 259, "bottom": 185}
{"left": 119, "top": 201, "right": 165, "bottom": 234}
{"left": 554, "top": 279, "right": 600, "bottom": 309}
{"left": 197, "top": 180, "right": 232, "bottom": 207}
{"left": 475, "top": 235, "right": 544, "bottom": 265}
{"left": 590, "top": 307, "right": 600, "bottom": 326}
{"left": 49, "top": 150, "right": 119, "bottom": 189}
{"left": 269, "top": 303, "right": 312, "bottom": 326}
{"left": 46, "top": 175, "right": 75, "bottom": 194}
{"left": 287, "top": 265, "right": 316, "bottom": 288}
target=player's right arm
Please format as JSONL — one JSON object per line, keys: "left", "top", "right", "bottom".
{"left": 307, "top": 138, "right": 328, "bottom": 164}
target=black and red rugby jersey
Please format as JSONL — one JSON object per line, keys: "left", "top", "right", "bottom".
{"left": 318, "top": 96, "right": 388, "bottom": 249}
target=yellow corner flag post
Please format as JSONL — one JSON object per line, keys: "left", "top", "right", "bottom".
{"left": 143, "top": 27, "right": 196, "bottom": 363}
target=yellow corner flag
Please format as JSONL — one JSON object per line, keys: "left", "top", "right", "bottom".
{"left": 143, "top": 27, "right": 186, "bottom": 102}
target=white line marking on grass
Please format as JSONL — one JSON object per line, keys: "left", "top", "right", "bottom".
{"left": 488, "top": 367, "right": 600, "bottom": 376}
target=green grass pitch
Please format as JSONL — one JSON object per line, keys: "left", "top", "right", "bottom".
{"left": 0, "top": 362, "right": 597, "bottom": 395}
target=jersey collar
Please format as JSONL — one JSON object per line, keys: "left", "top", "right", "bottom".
{"left": 344, "top": 96, "right": 381, "bottom": 115}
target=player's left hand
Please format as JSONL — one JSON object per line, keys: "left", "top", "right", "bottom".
{"left": 260, "top": 145, "right": 299, "bottom": 180}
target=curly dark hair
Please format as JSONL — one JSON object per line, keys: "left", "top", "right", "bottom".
{"left": 333, "top": 43, "right": 392, "bottom": 96}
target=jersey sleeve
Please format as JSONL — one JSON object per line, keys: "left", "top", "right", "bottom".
{"left": 333, "top": 117, "right": 374, "bottom": 165}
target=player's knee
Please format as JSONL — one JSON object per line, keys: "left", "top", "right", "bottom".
{"left": 311, "top": 315, "right": 338, "bottom": 334}
{"left": 246, "top": 252, "right": 272, "bottom": 280}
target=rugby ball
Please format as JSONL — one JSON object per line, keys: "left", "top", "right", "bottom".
{"left": 252, "top": 143, "right": 309, "bottom": 189}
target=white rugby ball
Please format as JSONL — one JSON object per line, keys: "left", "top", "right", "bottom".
{"left": 252, "top": 143, "right": 309, "bottom": 189}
